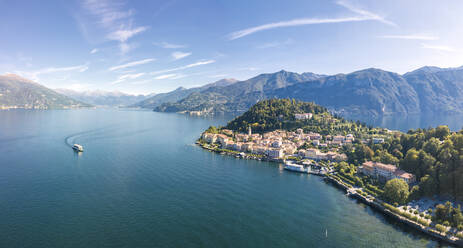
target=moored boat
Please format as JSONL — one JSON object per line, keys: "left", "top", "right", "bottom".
{"left": 284, "top": 161, "right": 307, "bottom": 173}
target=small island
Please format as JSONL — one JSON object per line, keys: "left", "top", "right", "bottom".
{"left": 197, "top": 99, "right": 463, "bottom": 246}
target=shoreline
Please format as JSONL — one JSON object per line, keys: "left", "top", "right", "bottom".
{"left": 197, "top": 141, "right": 463, "bottom": 247}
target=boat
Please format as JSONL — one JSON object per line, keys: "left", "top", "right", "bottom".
{"left": 284, "top": 161, "right": 307, "bottom": 173}
{"left": 72, "top": 144, "right": 84, "bottom": 152}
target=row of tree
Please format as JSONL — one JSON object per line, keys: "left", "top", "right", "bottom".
{"left": 343, "top": 126, "right": 463, "bottom": 201}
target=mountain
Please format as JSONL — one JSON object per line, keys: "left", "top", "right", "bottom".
{"left": 270, "top": 68, "right": 420, "bottom": 116}
{"left": 130, "top": 78, "right": 238, "bottom": 109}
{"left": 403, "top": 66, "right": 463, "bottom": 114}
{"left": 55, "top": 89, "right": 149, "bottom": 107}
{"left": 154, "top": 70, "right": 323, "bottom": 113}
{"left": 0, "top": 74, "right": 91, "bottom": 110}
{"left": 153, "top": 66, "right": 463, "bottom": 117}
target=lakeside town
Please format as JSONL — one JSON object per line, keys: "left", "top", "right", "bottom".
{"left": 198, "top": 111, "right": 463, "bottom": 246}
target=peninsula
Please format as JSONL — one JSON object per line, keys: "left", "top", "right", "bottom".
{"left": 198, "top": 99, "right": 463, "bottom": 246}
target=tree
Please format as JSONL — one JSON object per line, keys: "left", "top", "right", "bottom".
{"left": 435, "top": 125, "right": 451, "bottom": 140}
{"left": 382, "top": 178, "right": 410, "bottom": 205}
{"left": 401, "top": 148, "right": 419, "bottom": 173}
{"left": 205, "top": 126, "right": 219, "bottom": 134}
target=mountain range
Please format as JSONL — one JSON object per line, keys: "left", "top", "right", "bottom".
{"left": 140, "top": 66, "right": 463, "bottom": 117}
{"left": 0, "top": 74, "right": 90, "bottom": 110}
{"left": 130, "top": 78, "right": 238, "bottom": 109}
{"left": 55, "top": 89, "right": 150, "bottom": 107}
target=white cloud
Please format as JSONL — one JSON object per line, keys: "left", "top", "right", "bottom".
{"left": 119, "top": 43, "right": 138, "bottom": 54}
{"left": 82, "top": 0, "right": 134, "bottom": 28}
{"left": 15, "top": 63, "right": 89, "bottom": 81}
{"left": 111, "top": 72, "right": 145, "bottom": 84}
{"left": 155, "top": 42, "right": 187, "bottom": 49}
{"left": 155, "top": 73, "right": 178, "bottom": 80}
{"left": 151, "top": 60, "right": 215, "bottom": 75}
{"left": 109, "top": 58, "right": 155, "bottom": 71}
{"left": 228, "top": 1, "right": 395, "bottom": 40}
{"left": 379, "top": 34, "right": 439, "bottom": 40}
{"left": 81, "top": 0, "right": 148, "bottom": 53}
{"left": 421, "top": 43, "right": 456, "bottom": 52}
{"left": 107, "top": 26, "right": 148, "bottom": 42}
{"left": 171, "top": 51, "right": 192, "bottom": 60}
{"left": 90, "top": 48, "right": 99, "bottom": 54}
{"left": 336, "top": 1, "right": 396, "bottom": 26}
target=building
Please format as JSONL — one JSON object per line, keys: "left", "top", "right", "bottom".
{"left": 272, "top": 140, "right": 282, "bottom": 148}
{"left": 216, "top": 134, "right": 229, "bottom": 146}
{"left": 267, "top": 148, "right": 284, "bottom": 159}
{"left": 373, "top": 137, "right": 385, "bottom": 144}
{"left": 235, "top": 133, "right": 249, "bottom": 142}
{"left": 202, "top": 133, "right": 217, "bottom": 143}
{"left": 393, "top": 170, "right": 416, "bottom": 184}
{"left": 295, "top": 113, "right": 313, "bottom": 120}
{"left": 361, "top": 161, "right": 416, "bottom": 184}
{"left": 309, "top": 133, "right": 321, "bottom": 140}
{"left": 241, "top": 143, "right": 253, "bottom": 152}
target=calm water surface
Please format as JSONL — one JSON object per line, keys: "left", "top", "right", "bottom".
{"left": 0, "top": 109, "right": 455, "bottom": 247}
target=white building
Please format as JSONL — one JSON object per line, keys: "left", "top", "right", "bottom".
{"left": 295, "top": 113, "right": 313, "bottom": 120}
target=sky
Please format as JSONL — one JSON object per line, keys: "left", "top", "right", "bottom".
{"left": 1, "top": 0, "right": 463, "bottom": 95}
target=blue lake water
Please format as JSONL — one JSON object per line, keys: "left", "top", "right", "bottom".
{"left": 0, "top": 109, "right": 457, "bottom": 247}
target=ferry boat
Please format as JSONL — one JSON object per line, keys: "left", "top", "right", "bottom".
{"left": 284, "top": 161, "right": 307, "bottom": 173}
{"left": 72, "top": 144, "right": 84, "bottom": 152}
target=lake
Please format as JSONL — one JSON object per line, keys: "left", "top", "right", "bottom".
{"left": 0, "top": 109, "right": 456, "bottom": 247}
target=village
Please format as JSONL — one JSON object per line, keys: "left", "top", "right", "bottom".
{"left": 201, "top": 126, "right": 349, "bottom": 162}
{"left": 200, "top": 112, "right": 415, "bottom": 185}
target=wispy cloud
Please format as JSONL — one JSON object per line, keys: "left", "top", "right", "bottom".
{"left": 421, "top": 43, "right": 456, "bottom": 52}
{"left": 336, "top": 1, "right": 396, "bottom": 26}
{"left": 81, "top": 0, "right": 148, "bottom": 53}
{"left": 151, "top": 60, "right": 215, "bottom": 75}
{"left": 228, "top": 1, "right": 395, "bottom": 40}
{"left": 155, "top": 73, "right": 178, "bottom": 80}
{"left": 109, "top": 58, "right": 155, "bottom": 71}
{"left": 107, "top": 26, "right": 148, "bottom": 42}
{"left": 379, "top": 34, "right": 439, "bottom": 40}
{"left": 111, "top": 72, "right": 145, "bottom": 84}
{"left": 171, "top": 51, "right": 192, "bottom": 60}
{"left": 15, "top": 64, "right": 89, "bottom": 81}
{"left": 90, "top": 48, "right": 99, "bottom": 54}
{"left": 154, "top": 42, "right": 187, "bottom": 49}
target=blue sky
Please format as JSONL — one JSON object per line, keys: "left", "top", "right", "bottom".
{"left": 1, "top": 0, "right": 462, "bottom": 94}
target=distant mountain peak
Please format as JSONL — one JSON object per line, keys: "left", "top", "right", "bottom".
{"left": 405, "top": 65, "right": 463, "bottom": 76}
{"left": 2, "top": 73, "right": 35, "bottom": 83}
{"left": 174, "top": 86, "right": 187, "bottom": 91}
{"left": 0, "top": 75, "right": 90, "bottom": 109}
